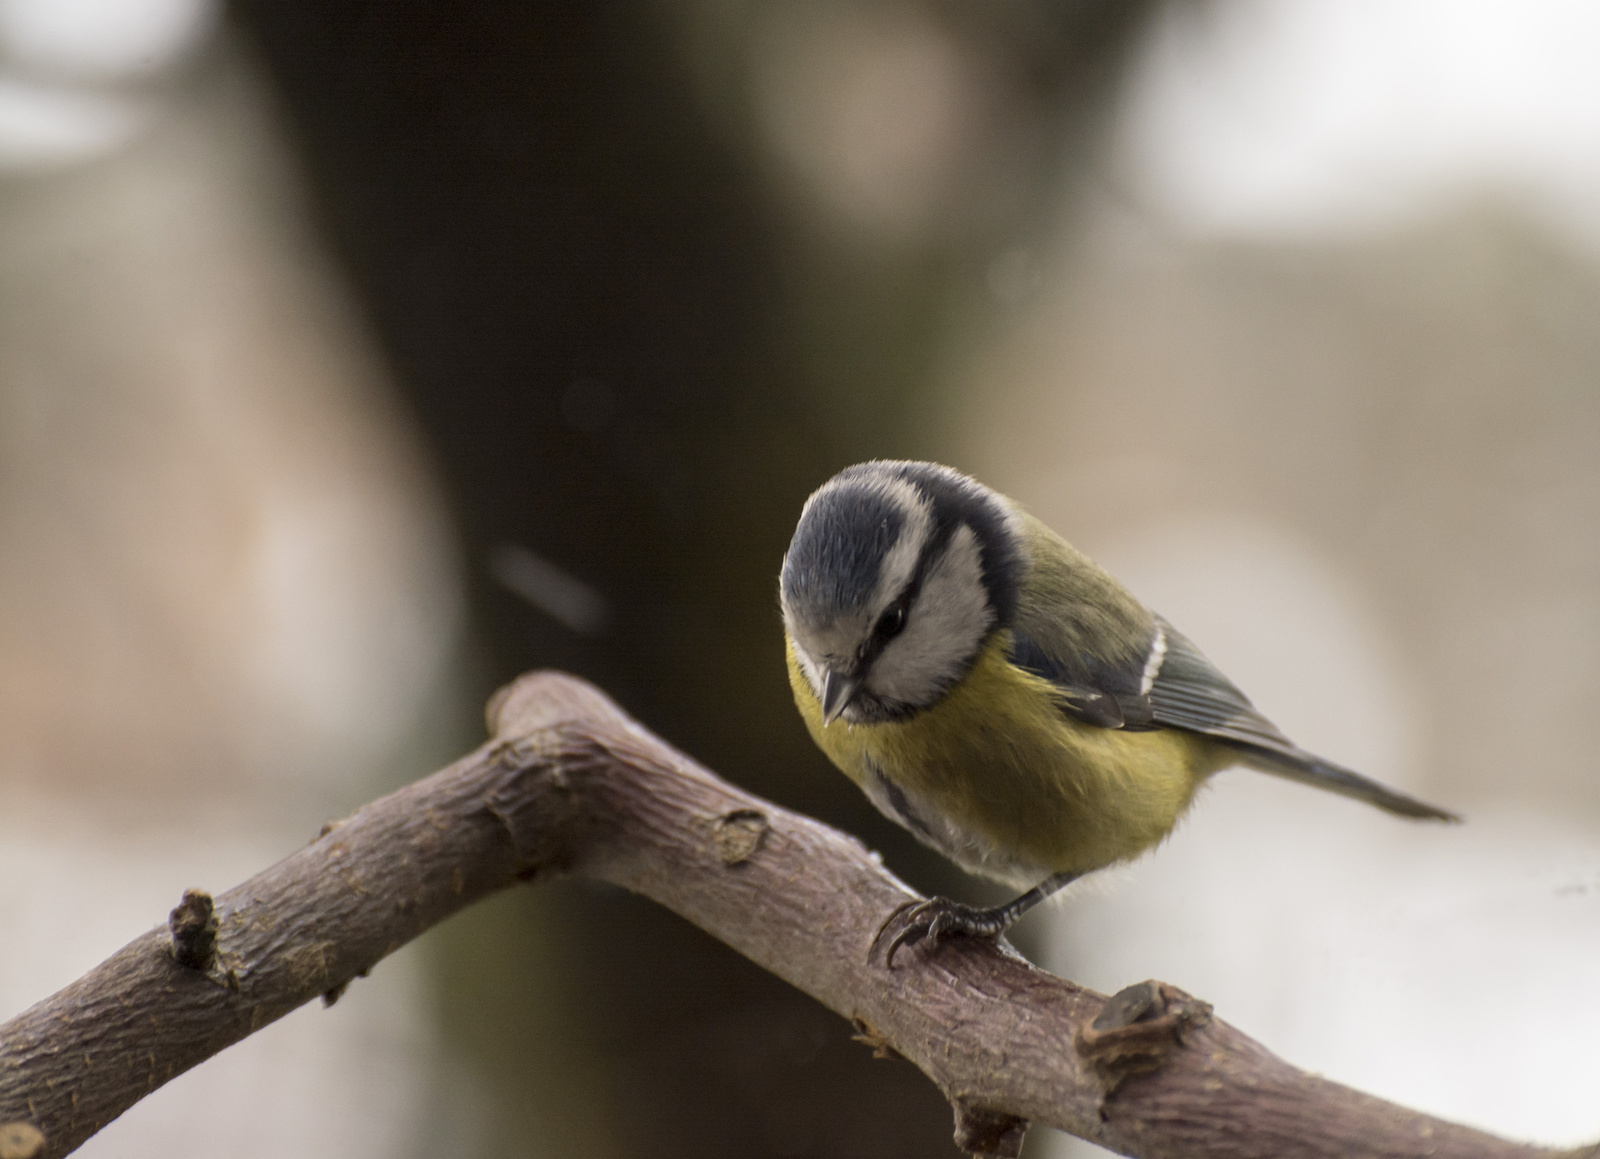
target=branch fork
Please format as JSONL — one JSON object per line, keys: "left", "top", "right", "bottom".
{"left": 0, "top": 672, "right": 1584, "bottom": 1159}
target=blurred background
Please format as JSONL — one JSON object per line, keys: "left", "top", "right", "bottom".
{"left": 0, "top": 1, "right": 1596, "bottom": 1156}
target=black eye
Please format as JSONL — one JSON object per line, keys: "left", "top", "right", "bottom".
{"left": 876, "top": 603, "right": 907, "bottom": 640}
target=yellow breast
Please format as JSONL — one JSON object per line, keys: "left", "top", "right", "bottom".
{"left": 787, "top": 632, "right": 1219, "bottom": 885}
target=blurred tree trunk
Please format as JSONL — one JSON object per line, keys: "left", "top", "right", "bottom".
{"left": 227, "top": 3, "right": 1157, "bottom": 1154}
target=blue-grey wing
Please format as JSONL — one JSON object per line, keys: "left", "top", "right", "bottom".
{"left": 1007, "top": 622, "right": 1144, "bottom": 729}
{"left": 1140, "top": 619, "right": 1299, "bottom": 754}
{"left": 1009, "top": 614, "right": 1291, "bottom": 748}
{"left": 1009, "top": 615, "right": 1458, "bottom": 821}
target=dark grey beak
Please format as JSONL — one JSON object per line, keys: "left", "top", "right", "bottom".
{"left": 819, "top": 668, "right": 862, "bottom": 726}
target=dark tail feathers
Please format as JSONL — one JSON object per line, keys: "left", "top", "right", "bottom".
{"left": 1242, "top": 746, "right": 1461, "bottom": 823}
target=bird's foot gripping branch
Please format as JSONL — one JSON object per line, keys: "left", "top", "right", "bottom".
{"left": 0, "top": 672, "right": 1578, "bottom": 1159}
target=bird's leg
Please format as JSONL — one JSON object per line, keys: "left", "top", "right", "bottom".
{"left": 877, "top": 872, "right": 1080, "bottom": 967}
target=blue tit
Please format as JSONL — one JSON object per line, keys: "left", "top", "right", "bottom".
{"left": 779, "top": 460, "right": 1458, "bottom": 962}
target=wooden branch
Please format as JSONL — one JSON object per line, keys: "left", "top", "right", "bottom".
{"left": 0, "top": 672, "right": 1588, "bottom": 1159}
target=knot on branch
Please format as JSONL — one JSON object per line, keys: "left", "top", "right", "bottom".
{"left": 711, "top": 809, "right": 769, "bottom": 865}
{"left": 951, "top": 1101, "right": 1028, "bottom": 1158}
{"left": 1076, "top": 980, "right": 1212, "bottom": 1091}
{"left": 168, "top": 888, "right": 218, "bottom": 971}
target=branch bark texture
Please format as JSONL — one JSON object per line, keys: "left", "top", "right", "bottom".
{"left": 0, "top": 672, "right": 1588, "bottom": 1159}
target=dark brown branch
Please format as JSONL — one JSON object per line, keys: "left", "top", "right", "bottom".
{"left": 0, "top": 672, "right": 1587, "bottom": 1159}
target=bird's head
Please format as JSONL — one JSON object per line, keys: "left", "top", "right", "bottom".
{"left": 779, "top": 461, "right": 1024, "bottom": 725}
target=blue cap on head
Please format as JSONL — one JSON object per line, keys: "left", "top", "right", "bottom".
{"left": 781, "top": 477, "right": 908, "bottom": 617}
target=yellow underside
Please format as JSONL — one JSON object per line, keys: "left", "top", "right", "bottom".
{"left": 787, "top": 633, "right": 1222, "bottom": 883}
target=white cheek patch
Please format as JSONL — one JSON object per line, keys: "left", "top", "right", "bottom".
{"left": 866, "top": 524, "right": 992, "bottom": 707}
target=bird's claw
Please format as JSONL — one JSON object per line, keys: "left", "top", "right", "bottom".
{"left": 875, "top": 896, "right": 1008, "bottom": 968}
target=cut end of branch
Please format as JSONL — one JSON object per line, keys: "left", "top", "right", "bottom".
{"left": 952, "top": 1101, "right": 1028, "bottom": 1158}
{"left": 487, "top": 670, "right": 628, "bottom": 739}
{"left": 0, "top": 1121, "right": 46, "bottom": 1159}
{"left": 168, "top": 889, "right": 218, "bottom": 971}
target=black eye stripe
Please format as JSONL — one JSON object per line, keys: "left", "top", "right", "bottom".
{"left": 857, "top": 591, "right": 912, "bottom": 664}
{"left": 857, "top": 513, "right": 969, "bottom": 667}
{"left": 876, "top": 602, "right": 907, "bottom": 639}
